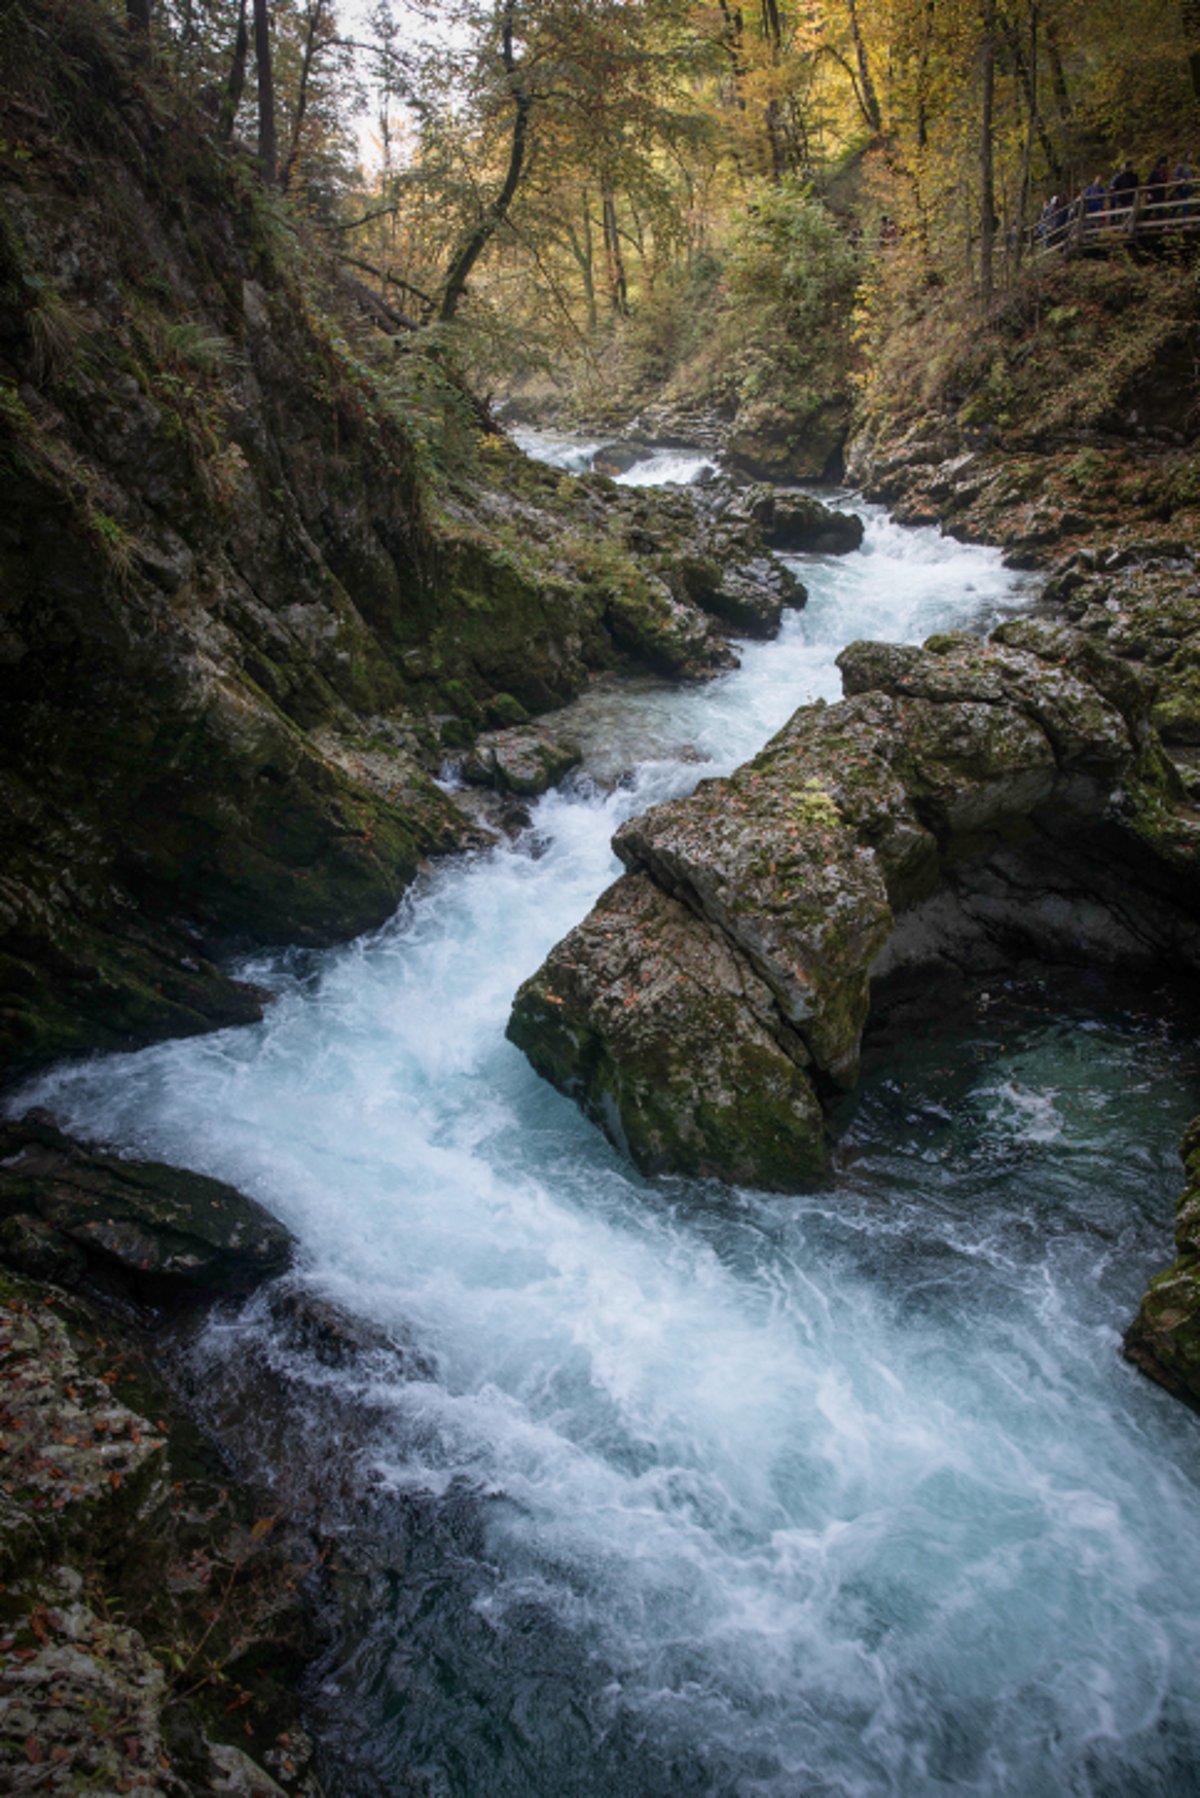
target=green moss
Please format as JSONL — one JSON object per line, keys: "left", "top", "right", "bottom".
{"left": 790, "top": 778, "right": 842, "bottom": 830}
{"left": 485, "top": 691, "right": 530, "bottom": 727}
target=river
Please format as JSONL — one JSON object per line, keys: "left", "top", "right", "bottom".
{"left": 11, "top": 437, "right": 1200, "bottom": 1795}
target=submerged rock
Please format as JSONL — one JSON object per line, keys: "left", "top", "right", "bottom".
{"left": 510, "top": 629, "right": 1200, "bottom": 1187}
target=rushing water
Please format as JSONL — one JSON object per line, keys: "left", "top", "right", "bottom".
{"left": 11, "top": 443, "right": 1200, "bottom": 1796}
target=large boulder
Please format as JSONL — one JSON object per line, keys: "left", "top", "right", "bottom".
{"left": 688, "top": 556, "right": 807, "bottom": 639}
{"left": 756, "top": 490, "right": 865, "bottom": 556}
{"left": 510, "top": 629, "right": 1200, "bottom": 1187}
{"left": 462, "top": 725, "right": 582, "bottom": 796}
{"left": 507, "top": 874, "right": 826, "bottom": 1187}
{"left": 726, "top": 399, "right": 849, "bottom": 484}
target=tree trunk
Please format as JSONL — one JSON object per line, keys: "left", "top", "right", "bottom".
{"left": 980, "top": 0, "right": 997, "bottom": 306}
{"left": 1186, "top": 0, "right": 1200, "bottom": 97}
{"left": 438, "top": 1, "right": 531, "bottom": 322}
{"left": 253, "top": 0, "right": 277, "bottom": 185}
{"left": 220, "top": 0, "right": 249, "bottom": 143}
{"left": 1002, "top": 4, "right": 1061, "bottom": 183}
{"left": 281, "top": 0, "right": 325, "bottom": 193}
{"left": 847, "top": 0, "right": 882, "bottom": 134}
{"left": 601, "top": 186, "right": 628, "bottom": 315}
{"left": 126, "top": 0, "right": 151, "bottom": 41}
{"left": 1044, "top": 15, "right": 1072, "bottom": 120}
{"left": 571, "top": 192, "right": 597, "bottom": 332}
{"left": 916, "top": 0, "right": 934, "bottom": 149}
{"left": 1013, "top": 2, "right": 1039, "bottom": 262}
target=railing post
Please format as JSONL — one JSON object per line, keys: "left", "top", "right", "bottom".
{"left": 1128, "top": 184, "right": 1144, "bottom": 237}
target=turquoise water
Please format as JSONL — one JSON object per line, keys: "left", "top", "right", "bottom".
{"left": 11, "top": 459, "right": 1200, "bottom": 1795}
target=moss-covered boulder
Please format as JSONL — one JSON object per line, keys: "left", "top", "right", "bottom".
{"left": 696, "top": 556, "right": 807, "bottom": 639}
{"left": 510, "top": 629, "right": 1200, "bottom": 1186}
{"left": 756, "top": 490, "right": 864, "bottom": 556}
{"left": 0, "top": 1116, "right": 292, "bottom": 1309}
{"left": 507, "top": 874, "right": 826, "bottom": 1187}
{"left": 726, "top": 398, "right": 848, "bottom": 484}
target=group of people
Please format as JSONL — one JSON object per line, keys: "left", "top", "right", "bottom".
{"left": 1037, "top": 153, "right": 1196, "bottom": 247}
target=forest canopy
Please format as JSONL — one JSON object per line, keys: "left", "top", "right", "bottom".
{"left": 94, "top": 0, "right": 1200, "bottom": 399}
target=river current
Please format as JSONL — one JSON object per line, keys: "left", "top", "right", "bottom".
{"left": 12, "top": 437, "right": 1200, "bottom": 1795}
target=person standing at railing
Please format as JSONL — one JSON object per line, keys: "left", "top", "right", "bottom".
{"left": 1082, "top": 175, "right": 1107, "bottom": 232}
{"left": 1147, "top": 154, "right": 1171, "bottom": 217}
{"left": 1173, "top": 151, "right": 1196, "bottom": 217}
{"left": 1109, "top": 160, "right": 1139, "bottom": 221}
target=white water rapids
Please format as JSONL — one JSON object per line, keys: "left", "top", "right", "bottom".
{"left": 11, "top": 439, "right": 1200, "bottom": 1795}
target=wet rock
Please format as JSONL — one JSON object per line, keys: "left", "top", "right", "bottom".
{"left": 726, "top": 399, "right": 848, "bottom": 484}
{"left": 592, "top": 438, "right": 651, "bottom": 475}
{"left": 462, "top": 725, "right": 582, "bottom": 797}
{"left": 0, "top": 1116, "right": 293, "bottom": 1309}
{"left": 267, "top": 1279, "right": 437, "bottom": 1380}
{"left": 0, "top": 1279, "right": 318, "bottom": 1793}
{"left": 634, "top": 406, "right": 728, "bottom": 453}
{"left": 697, "top": 557, "right": 806, "bottom": 639}
{"left": 755, "top": 490, "right": 864, "bottom": 555}
{"left": 507, "top": 874, "right": 826, "bottom": 1188}
{"left": 1125, "top": 1117, "right": 1200, "bottom": 1409}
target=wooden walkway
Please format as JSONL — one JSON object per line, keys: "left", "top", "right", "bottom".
{"left": 1028, "top": 185, "right": 1200, "bottom": 258}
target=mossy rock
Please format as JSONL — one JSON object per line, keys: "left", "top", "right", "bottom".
{"left": 507, "top": 875, "right": 827, "bottom": 1188}
{"left": 462, "top": 726, "right": 582, "bottom": 797}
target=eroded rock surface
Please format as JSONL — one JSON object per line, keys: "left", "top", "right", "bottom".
{"left": 507, "top": 874, "right": 825, "bottom": 1187}
{"left": 510, "top": 630, "right": 1200, "bottom": 1187}
{"left": 0, "top": 1276, "right": 318, "bottom": 1794}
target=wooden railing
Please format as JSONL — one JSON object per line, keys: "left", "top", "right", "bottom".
{"left": 1028, "top": 184, "right": 1200, "bottom": 258}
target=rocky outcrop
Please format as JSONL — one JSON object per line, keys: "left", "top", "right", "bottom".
{"left": 1124, "top": 1117, "right": 1200, "bottom": 1408}
{"left": 460, "top": 723, "right": 582, "bottom": 797}
{"left": 726, "top": 397, "right": 850, "bottom": 484}
{"left": 0, "top": 1115, "right": 293, "bottom": 1313}
{"left": 0, "top": 1269, "right": 320, "bottom": 1794}
{"left": 507, "top": 873, "right": 826, "bottom": 1185}
{"left": 847, "top": 290, "right": 1200, "bottom": 1402}
{"left": 510, "top": 628, "right": 1200, "bottom": 1188}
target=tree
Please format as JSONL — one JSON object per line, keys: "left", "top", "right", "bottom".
{"left": 438, "top": 0, "right": 531, "bottom": 320}
{"left": 254, "top": 0, "right": 277, "bottom": 183}
{"left": 979, "top": 0, "right": 996, "bottom": 304}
